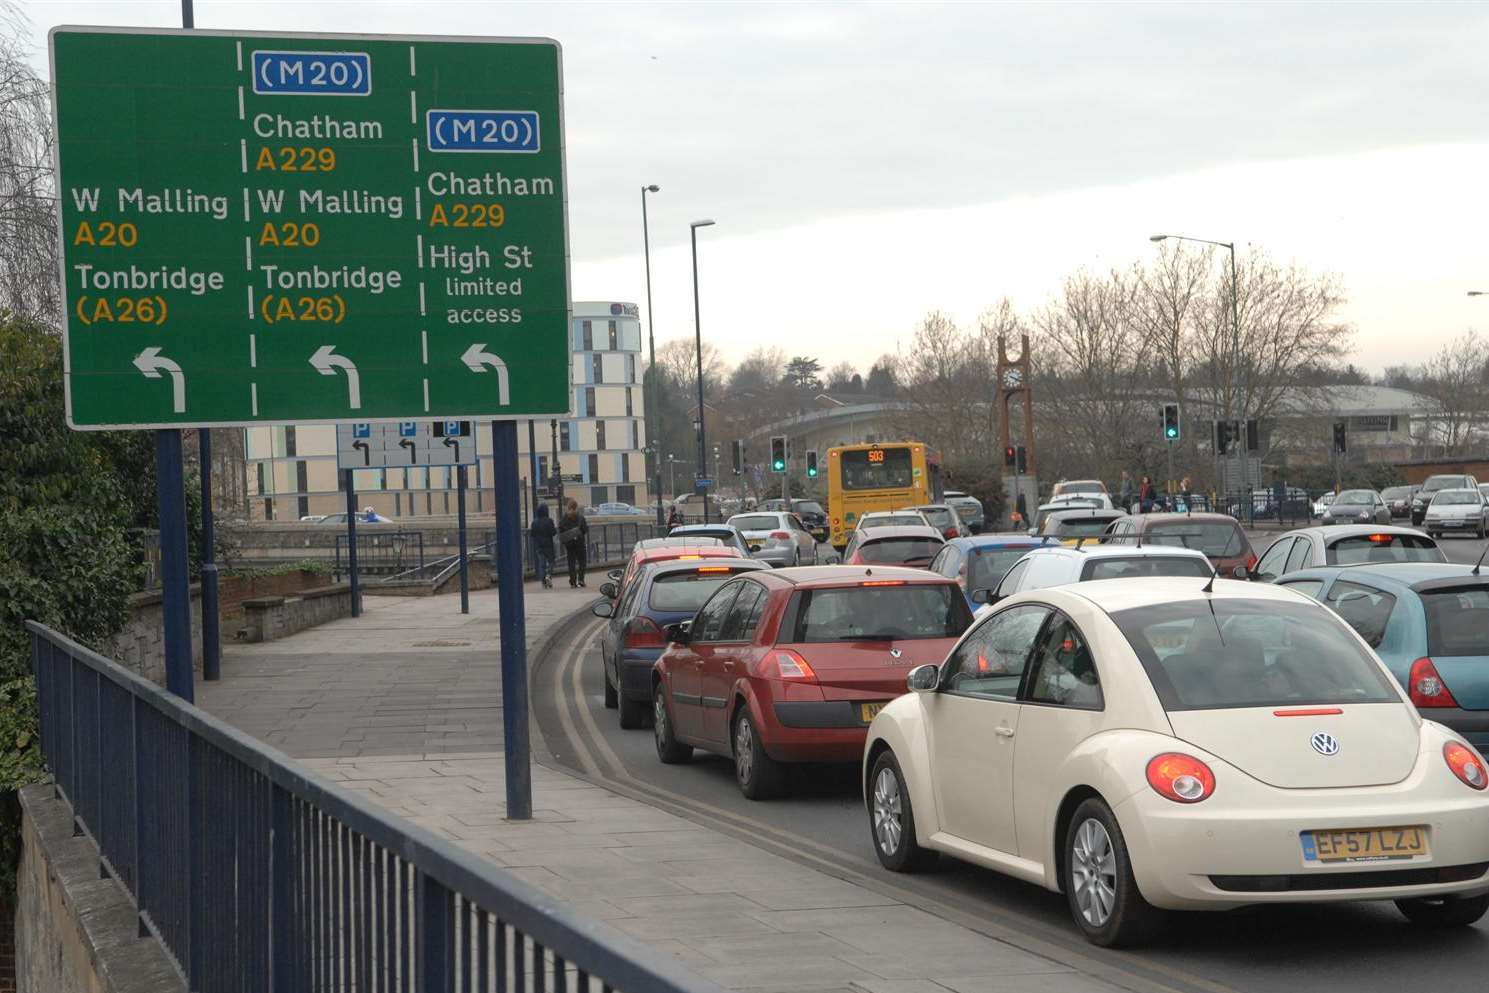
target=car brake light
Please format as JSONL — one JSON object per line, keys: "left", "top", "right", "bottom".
{"left": 1409, "top": 657, "right": 1459, "bottom": 708}
{"left": 1145, "top": 752, "right": 1216, "bottom": 803}
{"left": 1367, "top": 534, "right": 1393, "bottom": 543}
{"left": 697, "top": 566, "right": 732, "bottom": 573}
{"left": 1444, "top": 742, "right": 1488, "bottom": 790}
{"left": 862, "top": 580, "right": 907, "bottom": 587}
{"left": 677, "top": 554, "right": 702, "bottom": 560}
{"left": 623, "top": 617, "right": 666, "bottom": 649}
{"left": 1273, "top": 707, "right": 1344, "bottom": 717}
{"left": 770, "top": 531, "right": 790, "bottom": 540}
{"left": 765, "top": 649, "right": 817, "bottom": 682}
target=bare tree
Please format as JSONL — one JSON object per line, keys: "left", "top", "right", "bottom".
{"left": 893, "top": 312, "right": 995, "bottom": 463}
{"left": 727, "top": 346, "right": 787, "bottom": 394}
{"left": 824, "top": 360, "right": 857, "bottom": 392}
{"left": 1415, "top": 330, "right": 1488, "bottom": 455}
{"left": 0, "top": 6, "right": 58, "bottom": 328}
{"left": 655, "top": 337, "right": 725, "bottom": 394}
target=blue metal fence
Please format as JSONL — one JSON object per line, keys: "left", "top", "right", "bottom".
{"left": 28, "top": 621, "right": 722, "bottom": 993}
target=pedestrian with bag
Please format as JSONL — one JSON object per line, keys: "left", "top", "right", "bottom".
{"left": 529, "top": 503, "right": 557, "bottom": 588}
{"left": 559, "top": 499, "right": 589, "bottom": 588}
{"left": 1138, "top": 475, "right": 1154, "bottom": 513}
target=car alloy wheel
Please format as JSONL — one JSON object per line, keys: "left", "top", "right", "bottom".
{"left": 866, "top": 750, "right": 937, "bottom": 872}
{"left": 1070, "top": 818, "right": 1117, "bottom": 928}
{"left": 872, "top": 766, "right": 903, "bottom": 855}
{"left": 652, "top": 685, "right": 691, "bottom": 764}
{"left": 732, "top": 710, "right": 783, "bottom": 799}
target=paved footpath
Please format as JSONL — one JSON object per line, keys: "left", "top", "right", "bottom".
{"left": 198, "top": 586, "right": 1124, "bottom": 993}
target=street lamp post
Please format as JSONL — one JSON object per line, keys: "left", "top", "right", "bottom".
{"left": 667, "top": 454, "right": 677, "bottom": 502}
{"left": 641, "top": 184, "right": 663, "bottom": 526}
{"left": 1150, "top": 233, "right": 1241, "bottom": 503}
{"left": 690, "top": 219, "right": 716, "bottom": 524}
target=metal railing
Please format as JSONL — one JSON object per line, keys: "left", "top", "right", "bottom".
{"left": 333, "top": 530, "right": 425, "bottom": 580}
{"left": 28, "top": 622, "right": 720, "bottom": 993}
{"left": 1216, "top": 488, "right": 1313, "bottom": 528}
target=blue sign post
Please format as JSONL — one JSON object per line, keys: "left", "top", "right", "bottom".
{"left": 492, "top": 421, "right": 531, "bottom": 820}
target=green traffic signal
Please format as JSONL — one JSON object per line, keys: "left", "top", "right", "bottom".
{"left": 1165, "top": 426, "right": 1178, "bottom": 439}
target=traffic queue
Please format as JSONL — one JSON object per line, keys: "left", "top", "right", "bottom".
{"left": 587, "top": 456, "right": 1489, "bottom": 947}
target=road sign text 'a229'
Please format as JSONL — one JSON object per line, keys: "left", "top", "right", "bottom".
{"left": 51, "top": 26, "right": 571, "bottom": 429}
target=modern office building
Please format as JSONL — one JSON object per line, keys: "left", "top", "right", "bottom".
{"left": 242, "top": 301, "right": 650, "bottom": 520}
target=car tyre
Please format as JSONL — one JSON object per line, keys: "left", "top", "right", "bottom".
{"left": 868, "top": 749, "right": 938, "bottom": 873}
{"left": 618, "top": 689, "right": 649, "bottom": 730}
{"left": 1478, "top": 517, "right": 1487, "bottom": 541}
{"left": 811, "top": 545, "right": 819, "bottom": 565}
{"left": 1396, "top": 893, "right": 1489, "bottom": 928}
{"left": 603, "top": 664, "right": 618, "bottom": 709}
{"left": 652, "top": 684, "right": 691, "bottom": 764}
{"left": 1063, "top": 798, "right": 1162, "bottom": 948}
{"left": 732, "top": 708, "right": 784, "bottom": 800}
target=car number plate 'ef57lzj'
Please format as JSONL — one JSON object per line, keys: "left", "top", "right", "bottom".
{"left": 1301, "top": 826, "right": 1428, "bottom": 863}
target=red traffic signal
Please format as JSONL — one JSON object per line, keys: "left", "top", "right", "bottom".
{"left": 1004, "top": 445, "right": 1017, "bottom": 468}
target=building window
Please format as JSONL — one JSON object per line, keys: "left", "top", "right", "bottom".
{"left": 616, "top": 484, "right": 636, "bottom": 504}
{"left": 620, "top": 453, "right": 630, "bottom": 482}
{"left": 256, "top": 462, "right": 267, "bottom": 495}
{"left": 591, "top": 354, "right": 602, "bottom": 384}
{"left": 537, "top": 455, "right": 549, "bottom": 484}
{"left": 625, "top": 388, "right": 633, "bottom": 416}
{"left": 608, "top": 320, "right": 618, "bottom": 350}
{"left": 581, "top": 320, "right": 593, "bottom": 351}
{"left": 590, "top": 485, "right": 609, "bottom": 506}
{"left": 285, "top": 426, "right": 297, "bottom": 457}
{"left": 584, "top": 388, "right": 596, "bottom": 417}
{"left": 264, "top": 497, "right": 274, "bottom": 520}
{"left": 559, "top": 422, "right": 571, "bottom": 451}
{"left": 596, "top": 421, "right": 607, "bottom": 450}
{"left": 627, "top": 354, "right": 636, "bottom": 383}
{"left": 295, "top": 460, "right": 308, "bottom": 494}
{"left": 631, "top": 421, "right": 640, "bottom": 449}
{"left": 587, "top": 453, "right": 599, "bottom": 481}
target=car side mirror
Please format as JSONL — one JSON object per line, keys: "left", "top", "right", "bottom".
{"left": 599, "top": 582, "right": 618, "bottom": 599}
{"left": 1232, "top": 565, "right": 1249, "bottom": 579}
{"left": 607, "top": 569, "right": 623, "bottom": 581}
{"left": 970, "top": 588, "right": 995, "bottom": 605}
{"left": 907, "top": 664, "right": 940, "bottom": 693}
{"left": 590, "top": 600, "right": 614, "bottom": 618}
{"left": 664, "top": 621, "right": 692, "bottom": 644}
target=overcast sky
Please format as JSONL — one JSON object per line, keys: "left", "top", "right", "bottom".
{"left": 28, "top": 1, "right": 1489, "bottom": 374}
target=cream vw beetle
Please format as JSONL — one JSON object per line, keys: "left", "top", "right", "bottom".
{"left": 863, "top": 578, "right": 1489, "bottom": 946}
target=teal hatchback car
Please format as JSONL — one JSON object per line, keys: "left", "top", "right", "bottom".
{"left": 1276, "top": 563, "right": 1489, "bottom": 749}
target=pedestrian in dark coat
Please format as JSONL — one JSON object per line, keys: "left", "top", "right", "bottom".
{"left": 558, "top": 499, "right": 589, "bottom": 588}
{"left": 530, "top": 503, "right": 557, "bottom": 588}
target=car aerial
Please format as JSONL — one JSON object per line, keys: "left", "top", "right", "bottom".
{"left": 790, "top": 499, "right": 831, "bottom": 542}
{"left": 1033, "top": 508, "right": 1126, "bottom": 543}
{"left": 1313, "top": 492, "right": 1337, "bottom": 517}
{"left": 929, "top": 535, "right": 1050, "bottom": 610}
{"left": 604, "top": 539, "right": 741, "bottom": 602}
{"left": 864, "top": 577, "right": 1489, "bottom": 947}
{"left": 1422, "top": 488, "right": 1489, "bottom": 540}
{"left": 912, "top": 503, "right": 969, "bottom": 540}
{"left": 855, "top": 510, "right": 931, "bottom": 531}
{"left": 1412, "top": 474, "right": 1481, "bottom": 526}
{"left": 594, "top": 501, "right": 646, "bottom": 517}
{"left": 668, "top": 523, "right": 752, "bottom": 558}
{"left": 1321, "top": 489, "right": 1392, "bottom": 526}
{"left": 1105, "top": 512, "right": 1256, "bottom": 578}
{"left": 726, "top": 511, "right": 820, "bottom": 567}
{"left": 842, "top": 525, "right": 946, "bottom": 567}
{"left": 592, "top": 557, "right": 770, "bottom": 728}
{"left": 1251, "top": 525, "right": 1445, "bottom": 583}
{"left": 1274, "top": 563, "right": 1489, "bottom": 752}
{"left": 652, "top": 566, "right": 974, "bottom": 798}
{"left": 1382, "top": 485, "right": 1420, "bottom": 520}
{"left": 984, "top": 543, "right": 1214, "bottom": 606}
{"left": 943, "top": 491, "right": 986, "bottom": 533}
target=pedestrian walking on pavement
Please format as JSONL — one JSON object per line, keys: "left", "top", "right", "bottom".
{"left": 667, "top": 505, "right": 683, "bottom": 530}
{"left": 1179, "top": 475, "right": 1194, "bottom": 512}
{"left": 559, "top": 499, "right": 589, "bottom": 588}
{"left": 1138, "top": 475, "right": 1154, "bottom": 513}
{"left": 529, "top": 503, "right": 557, "bottom": 588}
{"left": 1119, "top": 470, "right": 1135, "bottom": 513}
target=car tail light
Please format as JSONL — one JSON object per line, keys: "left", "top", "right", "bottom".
{"left": 1444, "top": 742, "right": 1488, "bottom": 790}
{"left": 1145, "top": 752, "right": 1216, "bottom": 804}
{"left": 623, "top": 617, "right": 666, "bottom": 649}
{"left": 1245, "top": 552, "right": 1258, "bottom": 572}
{"left": 943, "top": 528, "right": 957, "bottom": 539}
{"left": 770, "top": 530, "right": 790, "bottom": 541}
{"left": 764, "top": 649, "right": 817, "bottom": 682}
{"left": 1409, "top": 657, "right": 1459, "bottom": 708}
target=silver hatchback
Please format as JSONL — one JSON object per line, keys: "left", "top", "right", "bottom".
{"left": 726, "top": 511, "right": 820, "bottom": 567}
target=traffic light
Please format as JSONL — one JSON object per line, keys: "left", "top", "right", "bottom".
{"left": 1015, "top": 445, "right": 1027, "bottom": 474}
{"left": 1333, "top": 421, "right": 1347, "bottom": 454}
{"left": 1004, "top": 445, "right": 1017, "bottom": 468}
{"left": 1162, "top": 403, "right": 1180, "bottom": 441}
{"left": 770, "top": 435, "right": 787, "bottom": 473}
{"left": 731, "top": 440, "right": 743, "bottom": 474}
{"left": 1245, "top": 418, "right": 1260, "bottom": 452}
{"left": 1215, "top": 419, "right": 1234, "bottom": 455}
{"left": 805, "top": 450, "right": 818, "bottom": 477}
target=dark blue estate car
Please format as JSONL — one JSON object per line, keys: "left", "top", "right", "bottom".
{"left": 927, "top": 534, "right": 1048, "bottom": 608}
{"left": 593, "top": 557, "right": 768, "bottom": 729}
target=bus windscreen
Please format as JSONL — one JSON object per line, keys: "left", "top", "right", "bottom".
{"left": 841, "top": 447, "right": 913, "bottom": 490}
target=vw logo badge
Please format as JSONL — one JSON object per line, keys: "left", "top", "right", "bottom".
{"left": 1311, "top": 731, "right": 1340, "bottom": 756}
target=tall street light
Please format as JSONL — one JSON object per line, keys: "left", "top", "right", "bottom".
{"left": 1150, "top": 233, "right": 1241, "bottom": 498}
{"left": 641, "top": 184, "right": 663, "bottom": 526}
{"left": 690, "top": 219, "right": 716, "bottom": 524}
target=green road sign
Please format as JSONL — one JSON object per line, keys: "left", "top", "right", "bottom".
{"left": 51, "top": 26, "right": 570, "bottom": 429}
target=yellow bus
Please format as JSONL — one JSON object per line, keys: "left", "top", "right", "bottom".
{"left": 826, "top": 442, "right": 942, "bottom": 549}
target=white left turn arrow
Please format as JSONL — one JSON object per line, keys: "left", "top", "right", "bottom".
{"left": 310, "top": 345, "right": 361, "bottom": 410}
{"left": 459, "top": 343, "right": 510, "bottom": 405}
{"left": 133, "top": 346, "right": 186, "bottom": 412}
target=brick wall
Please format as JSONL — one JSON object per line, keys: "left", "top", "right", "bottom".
{"left": 219, "top": 568, "right": 328, "bottom": 621}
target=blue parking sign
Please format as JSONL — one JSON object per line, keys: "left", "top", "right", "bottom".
{"left": 352, "top": 423, "right": 371, "bottom": 438}
{"left": 399, "top": 422, "right": 417, "bottom": 437}
{"left": 445, "top": 420, "right": 462, "bottom": 437}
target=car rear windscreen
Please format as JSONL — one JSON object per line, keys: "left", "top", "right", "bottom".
{"left": 864, "top": 515, "right": 924, "bottom": 528}
{"left": 649, "top": 571, "right": 743, "bottom": 612}
{"left": 794, "top": 502, "right": 824, "bottom": 515}
{"left": 729, "top": 515, "right": 779, "bottom": 532}
{"left": 675, "top": 529, "right": 733, "bottom": 543}
{"left": 1111, "top": 599, "right": 1398, "bottom": 710}
{"left": 1326, "top": 533, "right": 1442, "bottom": 565}
{"left": 1081, "top": 556, "right": 1213, "bottom": 581}
{"left": 969, "top": 548, "right": 1035, "bottom": 591}
{"left": 1422, "top": 587, "right": 1489, "bottom": 657}
{"left": 1145, "top": 522, "right": 1243, "bottom": 557}
{"left": 1057, "top": 518, "right": 1118, "bottom": 537}
{"left": 919, "top": 508, "right": 952, "bottom": 527}
{"left": 859, "top": 537, "right": 942, "bottom": 563}
{"left": 786, "top": 584, "right": 971, "bottom": 642}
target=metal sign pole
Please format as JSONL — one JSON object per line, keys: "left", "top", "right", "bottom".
{"left": 198, "top": 428, "right": 220, "bottom": 681}
{"left": 155, "top": 430, "right": 194, "bottom": 701}
{"left": 343, "top": 470, "right": 361, "bottom": 618}
{"left": 492, "top": 421, "right": 532, "bottom": 820}
{"left": 457, "top": 464, "right": 470, "bottom": 615}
